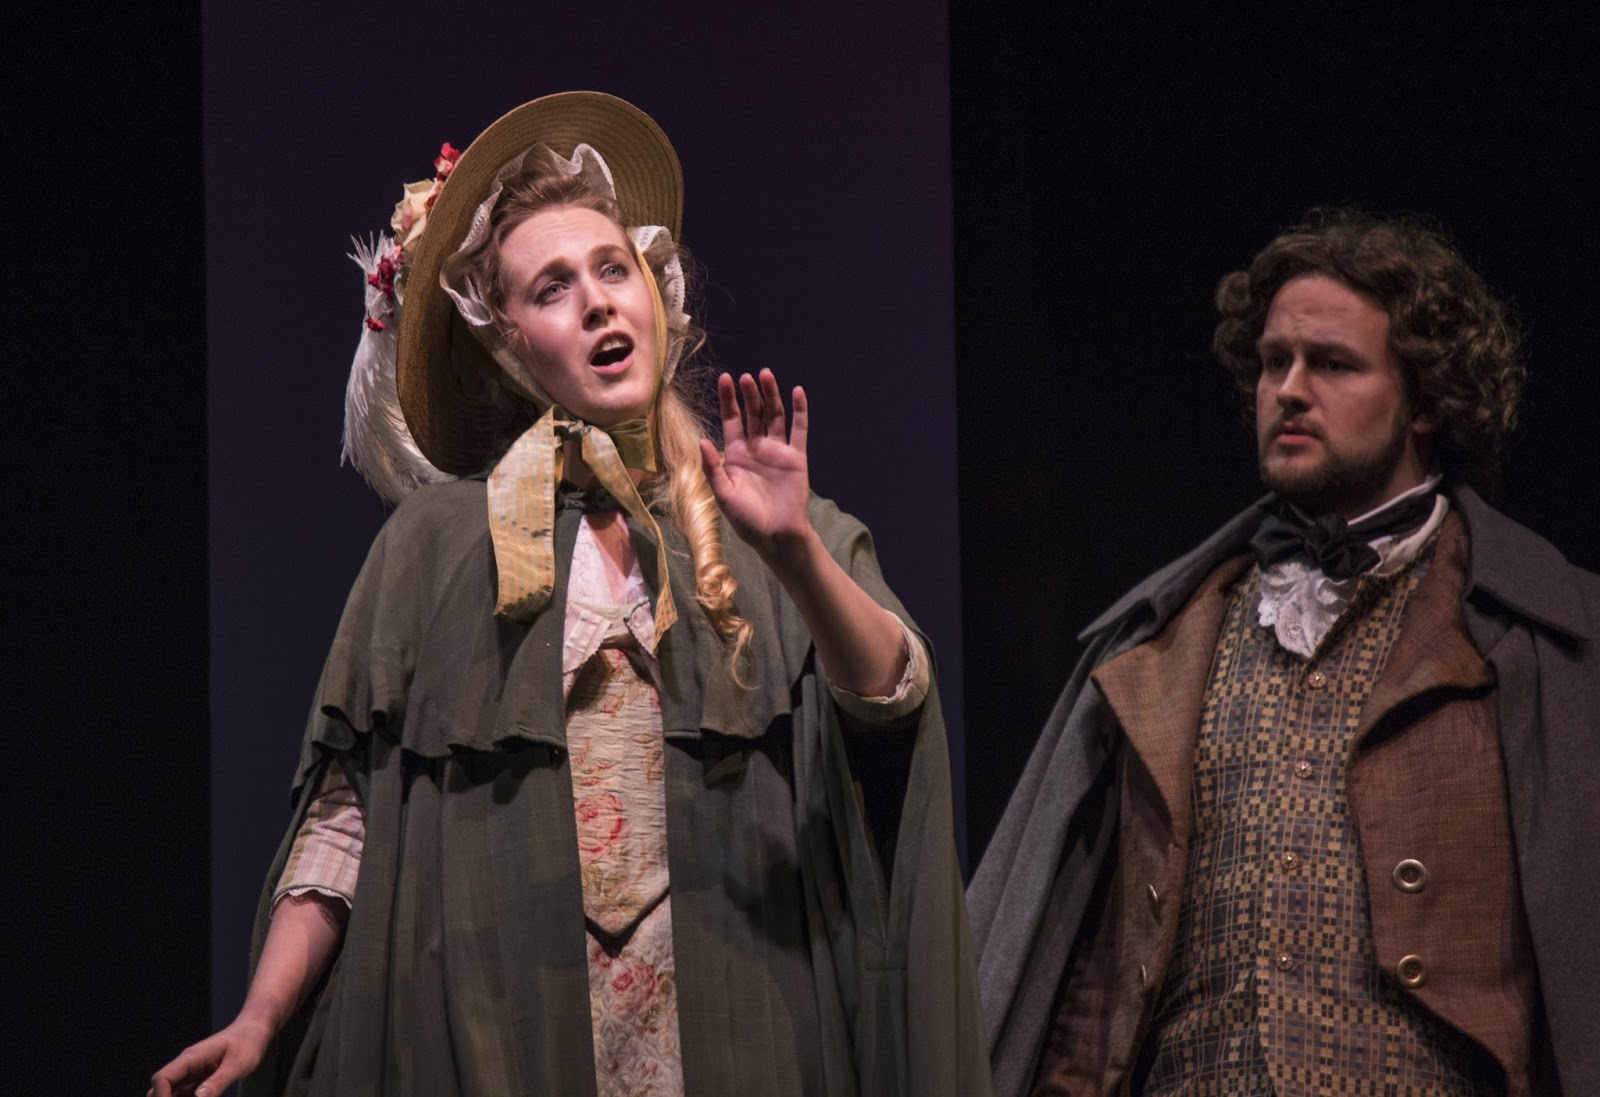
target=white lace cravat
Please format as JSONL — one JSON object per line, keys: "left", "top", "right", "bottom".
{"left": 1257, "top": 482, "right": 1447, "bottom": 657}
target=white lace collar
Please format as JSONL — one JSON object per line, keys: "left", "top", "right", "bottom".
{"left": 1256, "top": 479, "right": 1447, "bottom": 658}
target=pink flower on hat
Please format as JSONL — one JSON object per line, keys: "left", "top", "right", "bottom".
{"left": 434, "top": 143, "right": 461, "bottom": 180}
{"left": 391, "top": 179, "right": 440, "bottom": 249}
{"left": 390, "top": 142, "right": 459, "bottom": 250}
{"left": 361, "top": 242, "right": 406, "bottom": 330}
{"left": 367, "top": 249, "right": 403, "bottom": 300}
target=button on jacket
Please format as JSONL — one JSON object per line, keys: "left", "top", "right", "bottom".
{"left": 970, "top": 488, "right": 1600, "bottom": 1097}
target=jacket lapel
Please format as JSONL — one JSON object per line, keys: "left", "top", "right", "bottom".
{"left": 1092, "top": 555, "right": 1250, "bottom": 838}
{"left": 1357, "top": 514, "right": 1494, "bottom": 746}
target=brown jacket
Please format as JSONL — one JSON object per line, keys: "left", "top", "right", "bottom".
{"left": 1037, "top": 514, "right": 1537, "bottom": 1093}
{"left": 970, "top": 489, "right": 1600, "bottom": 1097}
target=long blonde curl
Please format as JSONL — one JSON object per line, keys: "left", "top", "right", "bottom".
{"left": 652, "top": 382, "right": 752, "bottom": 676}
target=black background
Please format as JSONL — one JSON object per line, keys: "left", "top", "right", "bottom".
{"left": 11, "top": 6, "right": 210, "bottom": 1094}
{"left": 12, "top": 4, "right": 1597, "bottom": 1093}
{"left": 951, "top": 4, "right": 1600, "bottom": 860}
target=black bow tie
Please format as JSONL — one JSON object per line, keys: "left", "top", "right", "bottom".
{"left": 1249, "top": 493, "right": 1436, "bottom": 581}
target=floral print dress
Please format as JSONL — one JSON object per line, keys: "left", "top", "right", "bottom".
{"left": 563, "top": 514, "right": 683, "bottom": 1097}
{"left": 272, "top": 503, "right": 931, "bottom": 1096}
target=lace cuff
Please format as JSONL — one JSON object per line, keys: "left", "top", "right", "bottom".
{"left": 828, "top": 616, "right": 930, "bottom": 725}
{"left": 272, "top": 764, "right": 365, "bottom": 911}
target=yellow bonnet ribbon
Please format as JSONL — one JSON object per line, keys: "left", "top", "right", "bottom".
{"left": 485, "top": 241, "right": 677, "bottom": 642}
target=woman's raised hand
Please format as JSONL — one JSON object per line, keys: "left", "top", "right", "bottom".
{"left": 699, "top": 369, "right": 813, "bottom": 562}
{"left": 699, "top": 367, "right": 908, "bottom": 696}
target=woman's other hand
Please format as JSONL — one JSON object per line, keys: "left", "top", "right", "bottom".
{"left": 147, "top": 1014, "right": 271, "bottom": 1097}
{"left": 149, "top": 892, "right": 346, "bottom": 1097}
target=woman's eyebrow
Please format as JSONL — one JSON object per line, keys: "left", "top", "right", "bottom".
{"left": 514, "top": 240, "right": 632, "bottom": 297}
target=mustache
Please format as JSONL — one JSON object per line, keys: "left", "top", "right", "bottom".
{"left": 1267, "top": 416, "right": 1321, "bottom": 440}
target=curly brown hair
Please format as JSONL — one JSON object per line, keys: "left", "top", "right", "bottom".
{"left": 1213, "top": 208, "right": 1526, "bottom": 493}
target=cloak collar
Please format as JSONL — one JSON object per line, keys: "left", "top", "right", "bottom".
{"left": 1453, "top": 486, "right": 1591, "bottom": 642}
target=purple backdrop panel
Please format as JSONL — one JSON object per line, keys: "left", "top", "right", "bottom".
{"left": 205, "top": 1, "right": 960, "bottom": 1023}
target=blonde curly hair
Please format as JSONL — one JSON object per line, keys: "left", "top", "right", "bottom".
{"left": 456, "top": 159, "right": 752, "bottom": 671}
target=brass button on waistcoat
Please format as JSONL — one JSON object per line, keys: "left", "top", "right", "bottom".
{"left": 1306, "top": 669, "right": 1329, "bottom": 690}
{"left": 1280, "top": 851, "right": 1301, "bottom": 870}
{"left": 1393, "top": 858, "right": 1428, "bottom": 893}
{"left": 1293, "top": 760, "right": 1313, "bottom": 779}
{"left": 1275, "top": 952, "right": 1296, "bottom": 972}
{"left": 1146, "top": 883, "right": 1160, "bottom": 916}
{"left": 1138, "top": 963, "right": 1149, "bottom": 991}
{"left": 1396, "top": 954, "right": 1428, "bottom": 987}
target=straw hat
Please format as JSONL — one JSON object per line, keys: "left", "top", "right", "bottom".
{"left": 397, "top": 91, "right": 684, "bottom": 475}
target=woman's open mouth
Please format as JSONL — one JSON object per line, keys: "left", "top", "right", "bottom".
{"left": 590, "top": 334, "right": 634, "bottom": 374}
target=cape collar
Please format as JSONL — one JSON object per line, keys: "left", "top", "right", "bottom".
{"left": 1080, "top": 486, "right": 1592, "bottom": 646}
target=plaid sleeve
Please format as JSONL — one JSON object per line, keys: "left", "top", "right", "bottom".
{"left": 272, "top": 763, "right": 365, "bottom": 910}
{"left": 828, "top": 616, "right": 930, "bottom": 725}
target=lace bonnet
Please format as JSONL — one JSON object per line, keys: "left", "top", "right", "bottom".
{"left": 342, "top": 91, "right": 688, "bottom": 501}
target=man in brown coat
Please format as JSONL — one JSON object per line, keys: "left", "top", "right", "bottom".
{"left": 969, "top": 209, "right": 1599, "bottom": 1097}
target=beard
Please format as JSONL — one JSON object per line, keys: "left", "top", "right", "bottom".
{"left": 1258, "top": 410, "right": 1414, "bottom": 517}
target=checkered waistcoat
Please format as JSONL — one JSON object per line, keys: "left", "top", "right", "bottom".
{"left": 1081, "top": 514, "right": 1537, "bottom": 1095}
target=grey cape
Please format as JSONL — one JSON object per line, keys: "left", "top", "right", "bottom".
{"left": 967, "top": 488, "right": 1600, "bottom": 1097}
{"left": 242, "top": 481, "right": 992, "bottom": 1097}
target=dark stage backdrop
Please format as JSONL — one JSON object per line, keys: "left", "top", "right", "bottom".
{"left": 204, "top": 0, "right": 963, "bottom": 1027}
{"left": 26, "top": 6, "right": 1599, "bottom": 1092}
{"left": 952, "top": 6, "right": 1600, "bottom": 862}
{"left": 13, "top": 7, "right": 208, "bottom": 1094}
